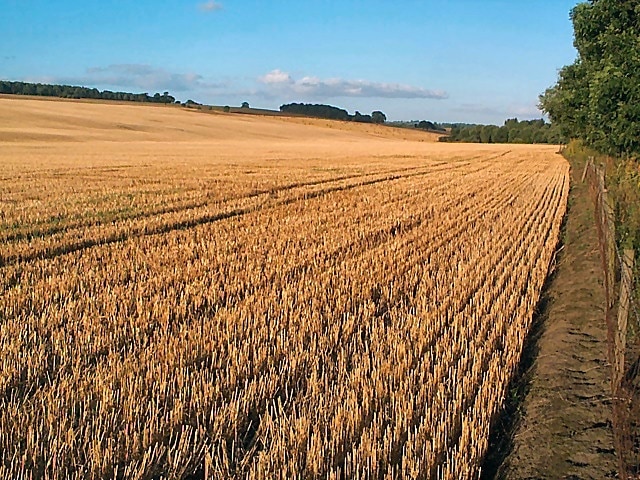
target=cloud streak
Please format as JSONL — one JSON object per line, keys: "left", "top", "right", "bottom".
{"left": 452, "top": 103, "right": 505, "bottom": 117}
{"left": 510, "top": 103, "right": 543, "bottom": 118}
{"left": 48, "top": 64, "right": 225, "bottom": 92}
{"left": 198, "top": 1, "right": 222, "bottom": 12}
{"left": 451, "top": 102, "right": 544, "bottom": 124}
{"left": 258, "top": 69, "right": 447, "bottom": 100}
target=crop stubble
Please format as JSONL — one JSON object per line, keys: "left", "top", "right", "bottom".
{"left": 0, "top": 99, "right": 569, "bottom": 479}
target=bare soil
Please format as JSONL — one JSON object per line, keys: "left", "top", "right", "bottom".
{"left": 492, "top": 155, "right": 618, "bottom": 479}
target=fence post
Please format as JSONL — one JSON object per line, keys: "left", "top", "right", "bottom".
{"left": 615, "top": 249, "right": 635, "bottom": 390}
{"left": 598, "top": 168, "right": 616, "bottom": 309}
{"left": 582, "top": 156, "right": 593, "bottom": 183}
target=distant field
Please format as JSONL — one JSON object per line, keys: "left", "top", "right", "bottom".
{"left": 0, "top": 94, "right": 444, "bottom": 144}
{"left": 0, "top": 98, "right": 568, "bottom": 479}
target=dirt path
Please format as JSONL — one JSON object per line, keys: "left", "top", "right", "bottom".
{"left": 495, "top": 156, "right": 617, "bottom": 479}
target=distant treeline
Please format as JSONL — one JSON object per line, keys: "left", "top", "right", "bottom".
{"left": 388, "top": 120, "right": 447, "bottom": 132}
{"left": 0, "top": 80, "right": 178, "bottom": 104}
{"left": 440, "top": 118, "right": 565, "bottom": 144}
{"left": 280, "top": 103, "right": 387, "bottom": 124}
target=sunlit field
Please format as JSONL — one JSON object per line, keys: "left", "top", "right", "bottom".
{"left": 0, "top": 97, "right": 568, "bottom": 479}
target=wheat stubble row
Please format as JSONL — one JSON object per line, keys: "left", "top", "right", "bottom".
{"left": 0, "top": 129, "right": 568, "bottom": 479}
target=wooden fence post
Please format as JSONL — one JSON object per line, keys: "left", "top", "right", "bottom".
{"left": 598, "top": 168, "right": 617, "bottom": 309}
{"left": 615, "top": 249, "right": 635, "bottom": 389}
{"left": 582, "top": 156, "right": 593, "bottom": 183}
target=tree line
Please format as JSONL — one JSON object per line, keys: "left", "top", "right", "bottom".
{"left": 279, "top": 103, "right": 387, "bottom": 124}
{"left": 0, "top": 80, "right": 177, "bottom": 104}
{"left": 388, "top": 120, "right": 447, "bottom": 133}
{"left": 441, "top": 118, "right": 565, "bottom": 144}
{"left": 539, "top": 0, "right": 639, "bottom": 157}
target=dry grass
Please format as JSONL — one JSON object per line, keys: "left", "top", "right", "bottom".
{"left": 0, "top": 98, "right": 568, "bottom": 479}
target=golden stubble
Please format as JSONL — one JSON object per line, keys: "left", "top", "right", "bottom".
{"left": 0, "top": 98, "right": 568, "bottom": 479}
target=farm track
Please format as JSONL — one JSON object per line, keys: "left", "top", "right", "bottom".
{"left": 496, "top": 156, "right": 617, "bottom": 479}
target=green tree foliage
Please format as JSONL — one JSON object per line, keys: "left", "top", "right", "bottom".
{"left": 387, "top": 120, "right": 446, "bottom": 132}
{"left": 280, "top": 103, "right": 350, "bottom": 120}
{"left": 539, "top": 0, "right": 640, "bottom": 156}
{"left": 493, "top": 126, "right": 509, "bottom": 143}
{"left": 480, "top": 125, "right": 495, "bottom": 143}
{"left": 415, "top": 120, "right": 446, "bottom": 132}
{"left": 371, "top": 111, "right": 386, "bottom": 124}
{"left": 0, "top": 80, "right": 177, "bottom": 104}
{"left": 352, "top": 111, "right": 373, "bottom": 123}
{"left": 279, "top": 103, "right": 387, "bottom": 124}
{"left": 441, "top": 118, "right": 565, "bottom": 145}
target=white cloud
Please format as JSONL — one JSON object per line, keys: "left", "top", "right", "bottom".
{"left": 453, "top": 103, "right": 505, "bottom": 117}
{"left": 510, "top": 103, "right": 543, "bottom": 118}
{"left": 49, "top": 64, "right": 225, "bottom": 92}
{"left": 257, "top": 69, "right": 447, "bottom": 99}
{"left": 259, "top": 69, "right": 293, "bottom": 85}
{"left": 451, "top": 102, "right": 544, "bottom": 124}
{"left": 198, "top": 1, "right": 223, "bottom": 12}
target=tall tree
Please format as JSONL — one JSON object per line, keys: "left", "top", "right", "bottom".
{"left": 371, "top": 111, "right": 387, "bottom": 124}
{"left": 539, "top": 0, "right": 640, "bottom": 156}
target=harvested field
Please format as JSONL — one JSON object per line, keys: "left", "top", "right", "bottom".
{"left": 0, "top": 98, "right": 569, "bottom": 479}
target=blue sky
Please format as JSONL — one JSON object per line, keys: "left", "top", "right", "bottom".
{"left": 1, "top": 0, "right": 581, "bottom": 124}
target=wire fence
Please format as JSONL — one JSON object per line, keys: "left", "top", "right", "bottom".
{"left": 584, "top": 157, "right": 640, "bottom": 479}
